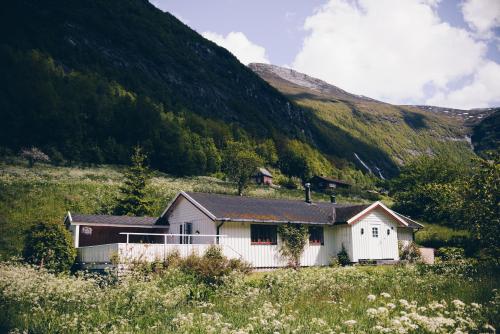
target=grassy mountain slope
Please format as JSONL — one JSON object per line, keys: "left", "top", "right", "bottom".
{"left": 0, "top": 161, "right": 372, "bottom": 257}
{"left": 471, "top": 110, "right": 500, "bottom": 157}
{"left": 249, "top": 63, "right": 477, "bottom": 178}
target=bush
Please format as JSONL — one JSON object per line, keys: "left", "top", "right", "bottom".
{"left": 399, "top": 241, "right": 421, "bottom": 263}
{"left": 23, "top": 221, "right": 76, "bottom": 273}
{"left": 337, "top": 244, "right": 350, "bottom": 266}
{"left": 180, "top": 246, "right": 250, "bottom": 285}
{"left": 129, "top": 246, "right": 250, "bottom": 285}
{"left": 20, "top": 147, "right": 50, "bottom": 167}
{"left": 437, "top": 247, "right": 465, "bottom": 261}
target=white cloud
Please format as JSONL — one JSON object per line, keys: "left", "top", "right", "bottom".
{"left": 291, "top": 0, "right": 500, "bottom": 108}
{"left": 426, "top": 60, "right": 500, "bottom": 108}
{"left": 462, "top": 0, "right": 500, "bottom": 37}
{"left": 202, "top": 31, "right": 270, "bottom": 65}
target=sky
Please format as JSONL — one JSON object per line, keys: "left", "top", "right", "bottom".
{"left": 150, "top": 0, "right": 500, "bottom": 109}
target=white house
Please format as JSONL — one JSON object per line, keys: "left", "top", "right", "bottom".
{"left": 68, "top": 189, "right": 423, "bottom": 269}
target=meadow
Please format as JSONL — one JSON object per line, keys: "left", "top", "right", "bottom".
{"left": 0, "top": 260, "right": 498, "bottom": 333}
{"left": 0, "top": 161, "right": 367, "bottom": 258}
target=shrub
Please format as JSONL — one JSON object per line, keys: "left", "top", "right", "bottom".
{"left": 20, "top": 147, "right": 50, "bottom": 167}
{"left": 278, "top": 224, "right": 309, "bottom": 268}
{"left": 23, "top": 221, "right": 76, "bottom": 273}
{"left": 337, "top": 244, "right": 350, "bottom": 266}
{"left": 437, "top": 247, "right": 465, "bottom": 261}
{"left": 180, "top": 246, "right": 251, "bottom": 285}
{"left": 399, "top": 241, "right": 421, "bottom": 263}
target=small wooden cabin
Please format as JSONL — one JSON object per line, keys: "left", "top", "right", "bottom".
{"left": 310, "top": 176, "right": 351, "bottom": 191}
{"left": 254, "top": 167, "right": 273, "bottom": 185}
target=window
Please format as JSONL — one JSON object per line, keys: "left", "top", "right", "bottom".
{"left": 180, "top": 223, "right": 193, "bottom": 244}
{"left": 309, "top": 226, "right": 324, "bottom": 245}
{"left": 361, "top": 228, "right": 364, "bottom": 235}
{"left": 372, "top": 227, "right": 379, "bottom": 238}
{"left": 251, "top": 225, "right": 277, "bottom": 245}
{"left": 387, "top": 229, "right": 390, "bottom": 235}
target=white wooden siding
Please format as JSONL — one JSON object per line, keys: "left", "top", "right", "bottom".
{"left": 331, "top": 225, "right": 353, "bottom": 261}
{"left": 397, "top": 227, "right": 414, "bottom": 248}
{"left": 220, "top": 222, "right": 337, "bottom": 267}
{"left": 351, "top": 208, "right": 399, "bottom": 261}
{"left": 168, "top": 197, "right": 217, "bottom": 244}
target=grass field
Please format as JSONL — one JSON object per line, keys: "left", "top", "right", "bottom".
{"left": 0, "top": 162, "right": 371, "bottom": 258}
{"left": 0, "top": 262, "right": 498, "bottom": 333}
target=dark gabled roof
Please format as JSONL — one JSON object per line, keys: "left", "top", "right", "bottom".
{"left": 183, "top": 192, "right": 370, "bottom": 224}
{"left": 315, "top": 203, "right": 370, "bottom": 223}
{"left": 310, "top": 175, "right": 351, "bottom": 186}
{"left": 257, "top": 167, "right": 273, "bottom": 177}
{"left": 395, "top": 213, "right": 424, "bottom": 229}
{"left": 69, "top": 213, "right": 159, "bottom": 226}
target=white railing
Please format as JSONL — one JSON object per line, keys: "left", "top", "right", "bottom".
{"left": 119, "top": 232, "right": 227, "bottom": 245}
{"left": 77, "top": 233, "right": 232, "bottom": 264}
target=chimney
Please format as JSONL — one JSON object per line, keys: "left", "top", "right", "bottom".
{"left": 305, "top": 183, "right": 312, "bottom": 203}
{"left": 330, "top": 194, "right": 336, "bottom": 204}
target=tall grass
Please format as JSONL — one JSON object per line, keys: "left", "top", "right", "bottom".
{"left": 0, "top": 162, "right": 370, "bottom": 258}
{"left": 0, "top": 262, "right": 498, "bottom": 333}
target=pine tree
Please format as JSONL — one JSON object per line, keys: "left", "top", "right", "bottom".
{"left": 114, "top": 146, "right": 153, "bottom": 216}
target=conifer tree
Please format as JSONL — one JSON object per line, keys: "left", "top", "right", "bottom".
{"left": 114, "top": 146, "right": 153, "bottom": 216}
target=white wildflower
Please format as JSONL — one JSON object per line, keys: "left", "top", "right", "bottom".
{"left": 367, "top": 294, "right": 376, "bottom": 301}
{"left": 344, "top": 320, "right": 357, "bottom": 327}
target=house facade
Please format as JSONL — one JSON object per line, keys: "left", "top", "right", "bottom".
{"left": 68, "top": 190, "right": 422, "bottom": 269}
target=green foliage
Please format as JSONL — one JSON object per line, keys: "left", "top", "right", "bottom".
{"left": 337, "top": 244, "right": 350, "bottom": 266}
{"left": 277, "top": 224, "right": 309, "bottom": 268}
{"left": 113, "top": 147, "right": 153, "bottom": 216}
{"left": 130, "top": 246, "right": 251, "bottom": 285}
{"left": 22, "top": 221, "right": 76, "bottom": 273}
{"left": 222, "top": 142, "right": 263, "bottom": 195}
{"left": 390, "top": 155, "right": 467, "bottom": 225}
{"left": 1, "top": 262, "right": 499, "bottom": 333}
{"left": 256, "top": 139, "right": 279, "bottom": 166}
{"left": 398, "top": 241, "right": 421, "bottom": 263}
{"left": 461, "top": 157, "right": 500, "bottom": 260}
{"left": 415, "top": 223, "right": 471, "bottom": 250}
{"left": 436, "top": 247, "right": 465, "bottom": 262}
{"left": 471, "top": 111, "right": 499, "bottom": 158}
{"left": 278, "top": 139, "right": 333, "bottom": 182}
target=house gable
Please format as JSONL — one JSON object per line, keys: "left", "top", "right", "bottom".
{"left": 347, "top": 201, "right": 409, "bottom": 227}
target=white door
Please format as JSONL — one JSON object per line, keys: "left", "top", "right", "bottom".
{"left": 381, "top": 226, "right": 395, "bottom": 259}
{"left": 369, "top": 224, "right": 382, "bottom": 259}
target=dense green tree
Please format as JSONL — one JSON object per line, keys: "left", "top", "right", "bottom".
{"left": 256, "top": 139, "right": 279, "bottom": 166}
{"left": 23, "top": 221, "right": 76, "bottom": 273}
{"left": 278, "top": 140, "right": 333, "bottom": 182}
{"left": 389, "top": 156, "right": 467, "bottom": 225}
{"left": 114, "top": 147, "right": 153, "bottom": 216}
{"left": 461, "top": 157, "right": 499, "bottom": 260}
{"left": 222, "top": 142, "right": 263, "bottom": 195}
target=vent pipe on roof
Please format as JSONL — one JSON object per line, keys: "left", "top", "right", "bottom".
{"left": 330, "top": 194, "right": 336, "bottom": 204}
{"left": 305, "top": 183, "right": 312, "bottom": 203}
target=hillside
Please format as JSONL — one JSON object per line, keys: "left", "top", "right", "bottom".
{"left": 249, "top": 63, "right": 478, "bottom": 178}
{"left": 471, "top": 110, "right": 500, "bottom": 157}
{"left": 0, "top": 161, "right": 372, "bottom": 257}
{"left": 0, "top": 0, "right": 315, "bottom": 177}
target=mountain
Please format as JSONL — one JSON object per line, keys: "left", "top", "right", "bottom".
{"left": 249, "top": 63, "right": 478, "bottom": 178}
{"left": 471, "top": 110, "right": 500, "bottom": 157}
{"left": 0, "top": 0, "right": 317, "bottom": 176}
{"left": 0, "top": 0, "right": 489, "bottom": 183}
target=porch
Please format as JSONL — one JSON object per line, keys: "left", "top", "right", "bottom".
{"left": 76, "top": 233, "right": 242, "bottom": 269}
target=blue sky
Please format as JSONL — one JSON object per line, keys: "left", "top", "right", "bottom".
{"left": 151, "top": 0, "right": 500, "bottom": 109}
